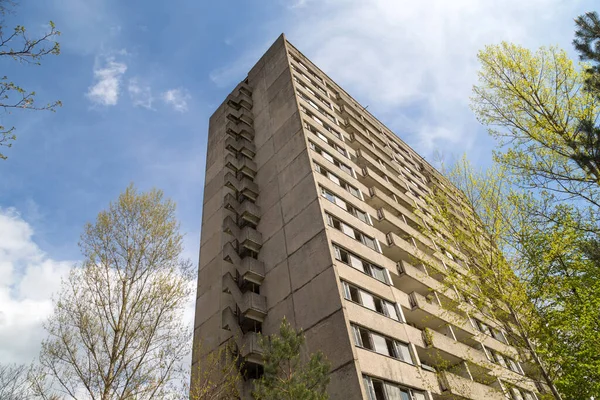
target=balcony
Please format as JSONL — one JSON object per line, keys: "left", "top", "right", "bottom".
{"left": 222, "top": 242, "right": 265, "bottom": 284}
{"left": 223, "top": 193, "right": 261, "bottom": 226}
{"left": 395, "top": 260, "right": 446, "bottom": 297}
{"left": 358, "top": 167, "right": 397, "bottom": 198}
{"left": 241, "top": 332, "right": 263, "bottom": 363}
{"left": 225, "top": 153, "right": 258, "bottom": 179}
{"left": 422, "top": 328, "right": 492, "bottom": 370}
{"left": 404, "top": 291, "right": 476, "bottom": 341}
{"left": 362, "top": 173, "right": 417, "bottom": 213}
{"left": 222, "top": 216, "right": 263, "bottom": 253}
{"left": 350, "top": 136, "right": 399, "bottom": 175}
{"left": 226, "top": 107, "right": 253, "bottom": 126}
{"left": 225, "top": 135, "right": 256, "bottom": 159}
{"left": 375, "top": 208, "right": 435, "bottom": 255}
{"left": 225, "top": 120, "right": 255, "bottom": 141}
{"left": 436, "top": 371, "right": 505, "bottom": 400}
{"left": 224, "top": 172, "right": 259, "bottom": 202}
{"left": 222, "top": 273, "right": 267, "bottom": 322}
{"left": 367, "top": 186, "right": 419, "bottom": 225}
{"left": 221, "top": 308, "right": 263, "bottom": 365}
{"left": 226, "top": 90, "right": 253, "bottom": 111}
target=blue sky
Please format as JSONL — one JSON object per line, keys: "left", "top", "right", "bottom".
{"left": 0, "top": 0, "right": 596, "bottom": 364}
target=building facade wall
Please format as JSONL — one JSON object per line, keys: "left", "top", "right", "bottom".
{"left": 193, "top": 34, "right": 542, "bottom": 400}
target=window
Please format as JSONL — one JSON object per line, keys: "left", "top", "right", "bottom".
{"left": 304, "top": 120, "right": 347, "bottom": 157}
{"left": 473, "top": 318, "right": 492, "bottom": 336}
{"left": 507, "top": 358, "right": 523, "bottom": 374}
{"left": 342, "top": 282, "right": 401, "bottom": 321}
{"left": 300, "top": 111, "right": 342, "bottom": 138}
{"left": 333, "top": 244, "right": 387, "bottom": 283}
{"left": 508, "top": 386, "right": 536, "bottom": 400}
{"left": 310, "top": 142, "right": 354, "bottom": 176}
{"left": 492, "top": 329, "right": 508, "bottom": 344}
{"left": 363, "top": 376, "right": 425, "bottom": 400}
{"left": 326, "top": 213, "right": 379, "bottom": 252}
{"left": 486, "top": 347, "right": 523, "bottom": 375}
{"left": 321, "top": 187, "right": 370, "bottom": 225}
{"left": 314, "top": 163, "right": 362, "bottom": 199}
{"left": 290, "top": 61, "right": 327, "bottom": 95}
{"left": 294, "top": 76, "right": 332, "bottom": 109}
{"left": 297, "top": 90, "right": 336, "bottom": 123}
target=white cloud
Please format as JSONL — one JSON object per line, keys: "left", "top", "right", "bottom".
{"left": 212, "top": 0, "right": 589, "bottom": 158}
{"left": 128, "top": 78, "right": 154, "bottom": 110}
{"left": 162, "top": 88, "right": 191, "bottom": 113}
{"left": 0, "top": 208, "right": 73, "bottom": 364}
{"left": 86, "top": 56, "right": 128, "bottom": 106}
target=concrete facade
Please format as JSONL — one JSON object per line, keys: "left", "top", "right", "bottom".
{"left": 193, "top": 34, "right": 542, "bottom": 400}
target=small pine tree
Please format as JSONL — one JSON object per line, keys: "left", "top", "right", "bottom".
{"left": 252, "top": 318, "right": 330, "bottom": 400}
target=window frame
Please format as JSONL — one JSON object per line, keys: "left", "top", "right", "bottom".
{"left": 342, "top": 281, "right": 402, "bottom": 322}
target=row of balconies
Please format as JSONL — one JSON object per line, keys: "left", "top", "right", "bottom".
{"left": 220, "top": 82, "right": 266, "bottom": 383}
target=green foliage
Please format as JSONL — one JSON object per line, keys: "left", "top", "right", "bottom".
{"left": 472, "top": 43, "right": 600, "bottom": 211}
{"left": 0, "top": 2, "right": 61, "bottom": 159}
{"left": 252, "top": 318, "right": 330, "bottom": 400}
{"left": 470, "top": 35, "right": 600, "bottom": 399}
{"left": 187, "top": 342, "right": 241, "bottom": 400}
{"left": 38, "top": 184, "right": 194, "bottom": 400}
{"left": 574, "top": 11, "right": 600, "bottom": 95}
{"left": 514, "top": 203, "right": 600, "bottom": 397}
{"left": 424, "top": 158, "right": 563, "bottom": 399}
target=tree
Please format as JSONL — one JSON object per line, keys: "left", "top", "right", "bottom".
{"left": 471, "top": 42, "right": 600, "bottom": 234}
{"left": 252, "top": 318, "right": 330, "bottom": 400}
{"left": 186, "top": 342, "right": 241, "bottom": 400}
{"left": 422, "top": 156, "right": 600, "bottom": 399}
{"left": 37, "top": 185, "right": 194, "bottom": 400}
{"left": 470, "top": 38, "right": 600, "bottom": 399}
{"left": 0, "top": 363, "right": 31, "bottom": 400}
{"left": 418, "top": 158, "right": 563, "bottom": 400}
{"left": 574, "top": 11, "right": 600, "bottom": 95}
{"left": 0, "top": 0, "right": 61, "bottom": 159}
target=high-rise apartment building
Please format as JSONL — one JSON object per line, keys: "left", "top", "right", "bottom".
{"left": 193, "top": 34, "right": 542, "bottom": 400}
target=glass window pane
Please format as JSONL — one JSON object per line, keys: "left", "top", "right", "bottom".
{"left": 496, "top": 353, "right": 508, "bottom": 368}
{"left": 384, "top": 383, "right": 403, "bottom": 400}
{"left": 324, "top": 191, "right": 335, "bottom": 203}
{"left": 335, "top": 196, "right": 348, "bottom": 210}
{"left": 511, "top": 388, "right": 524, "bottom": 400}
{"left": 371, "top": 333, "right": 389, "bottom": 356}
{"left": 371, "top": 266, "right": 387, "bottom": 283}
{"left": 364, "top": 377, "right": 376, "bottom": 400}
{"left": 329, "top": 173, "right": 340, "bottom": 186}
{"left": 508, "top": 359, "right": 521, "bottom": 373}
{"left": 323, "top": 151, "right": 334, "bottom": 163}
{"left": 357, "top": 210, "right": 369, "bottom": 224}
{"left": 374, "top": 298, "right": 385, "bottom": 314}
{"left": 359, "top": 328, "right": 372, "bottom": 350}
{"left": 372, "top": 379, "right": 386, "bottom": 400}
{"left": 412, "top": 392, "right": 426, "bottom": 400}
{"left": 349, "top": 286, "right": 360, "bottom": 303}
{"left": 341, "top": 223, "right": 355, "bottom": 238}
{"left": 395, "top": 342, "right": 413, "bottom": 364}
{"left": 352, "top": 325, "right": 362, "bottom": 347}
{"left": 360, "top": 291, "right": 376, "bottom": 311}
{"left": 333, "top": 246, "right": 342, "bottom": 261}
{"left": 342, "top": 282, "right": 351, "bottom": 299}
{"left": 349, "top": 254, "right": 366, "bottom": 272}
{"left": 364, "top": 236, "right": 378, "bottom": 251}
{"left": 384, "top": 302, "right": 399, "bottom": 321}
